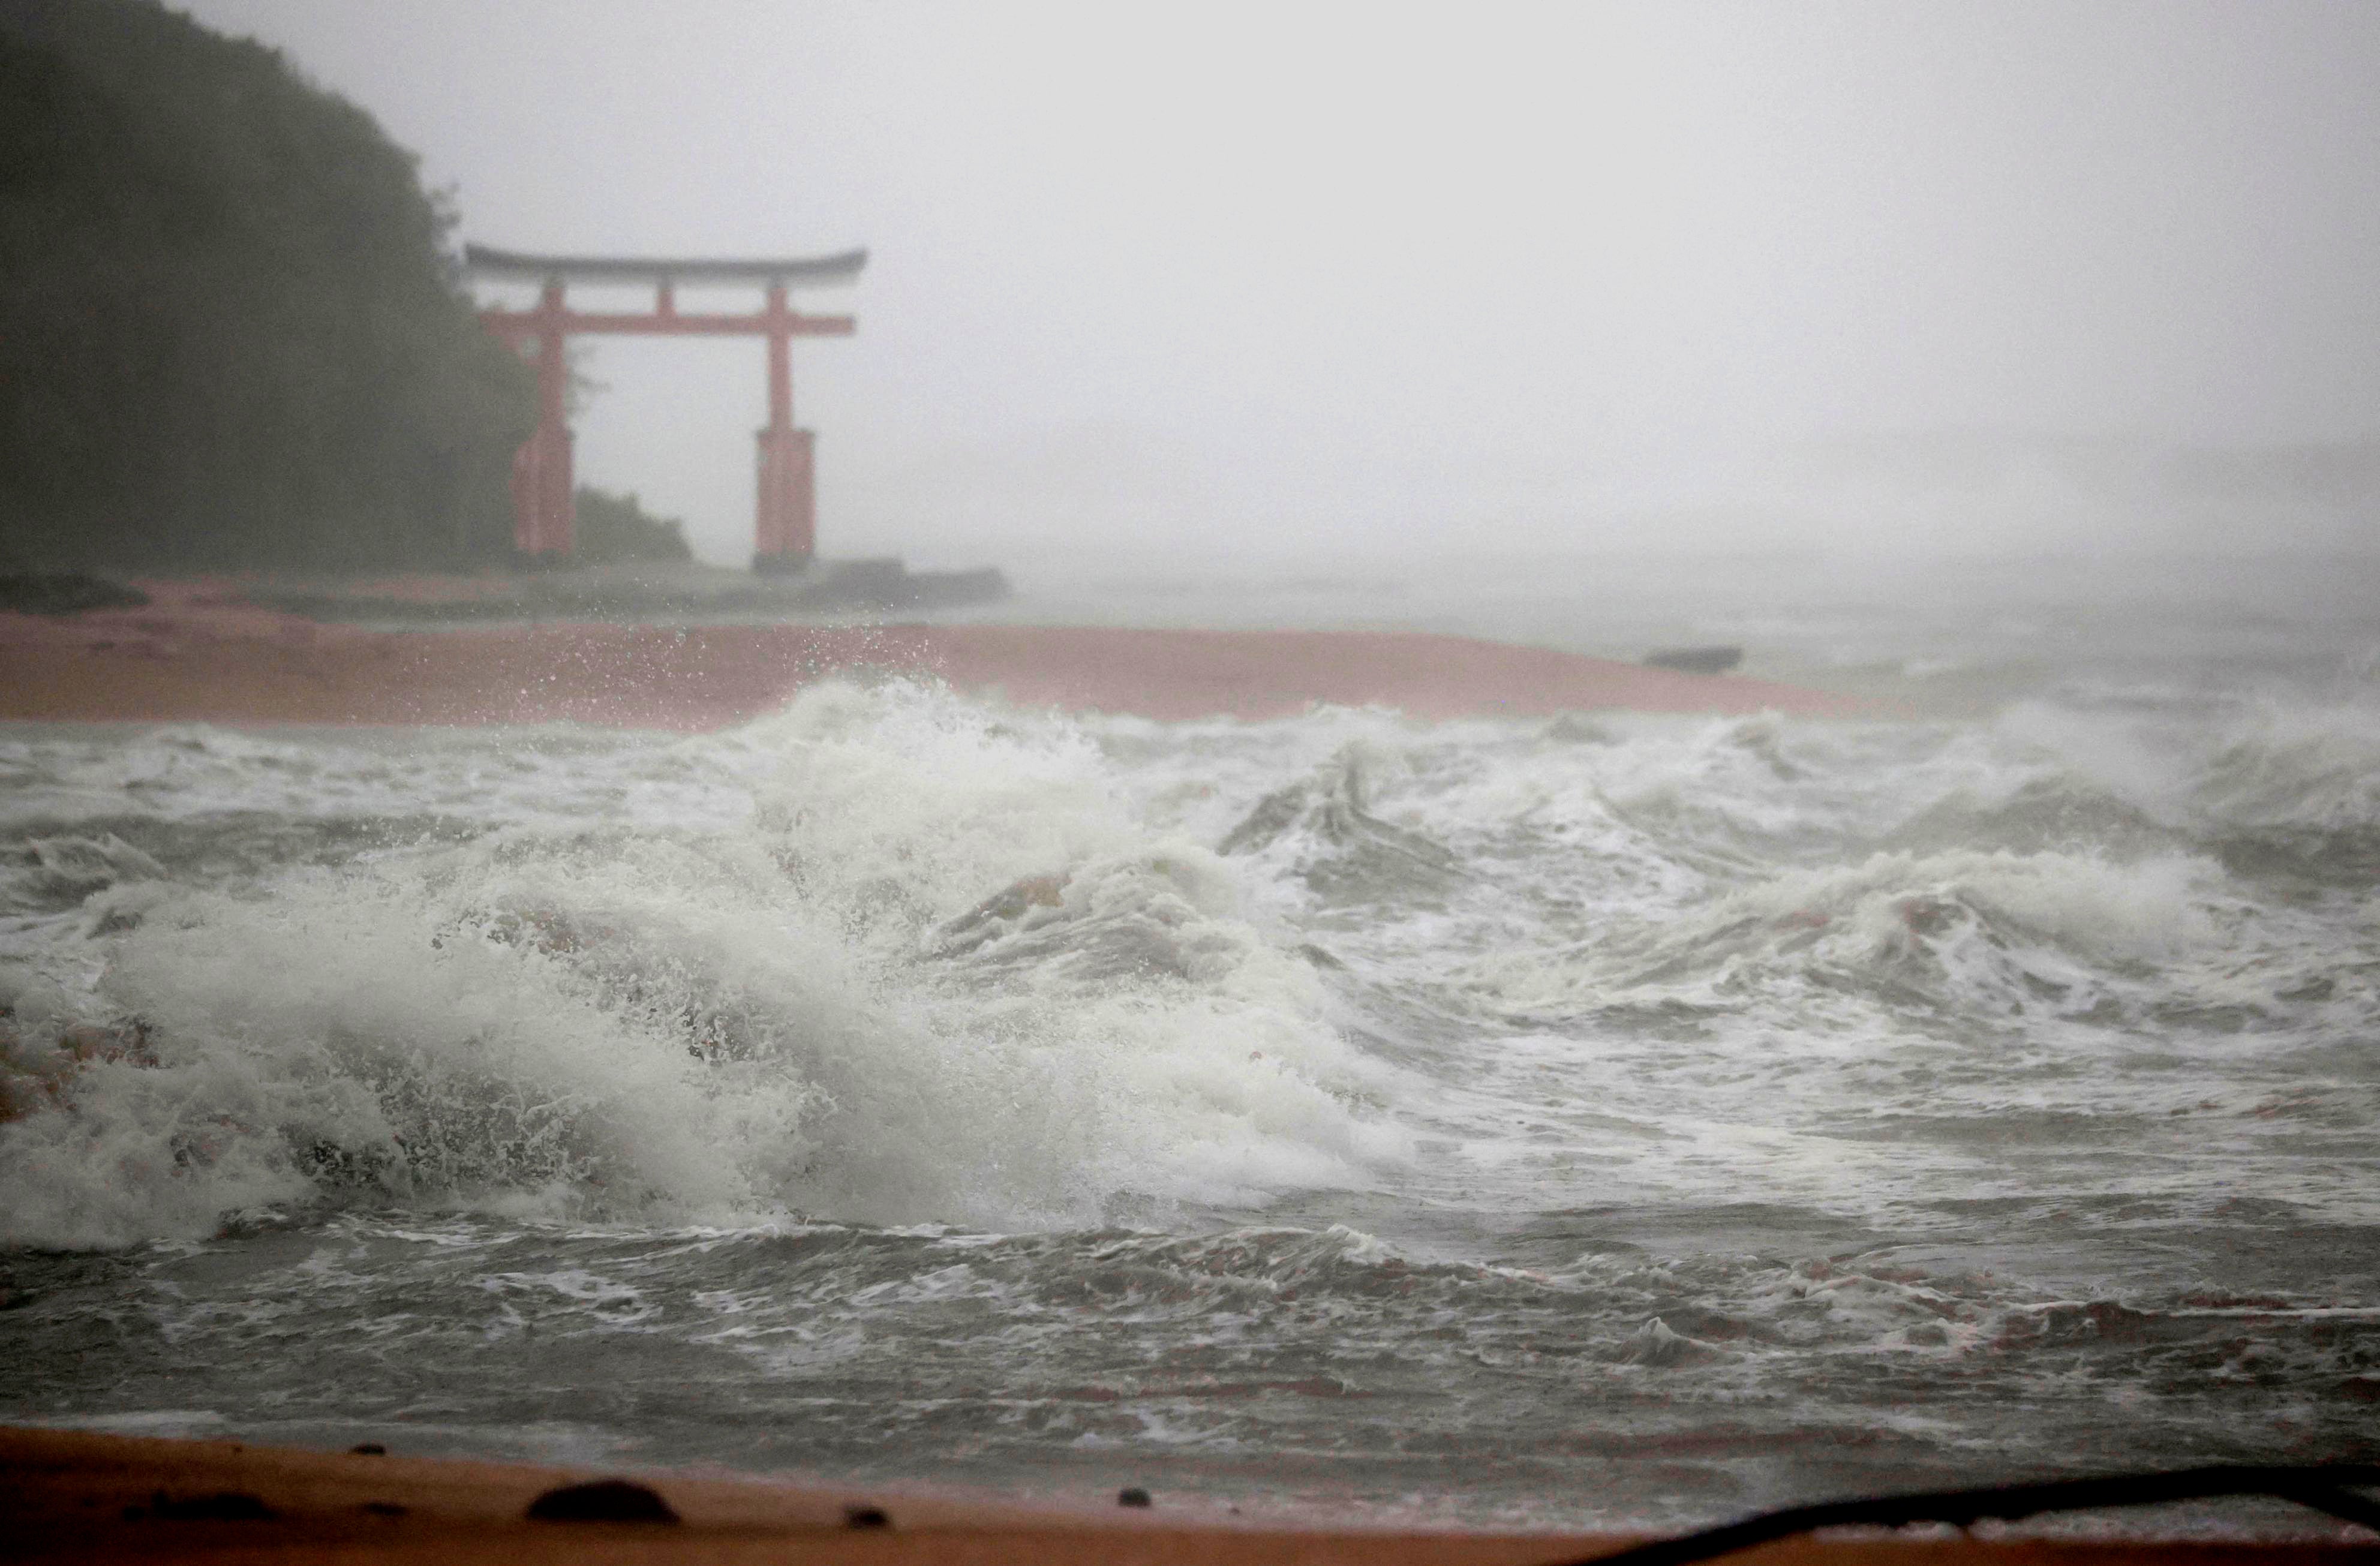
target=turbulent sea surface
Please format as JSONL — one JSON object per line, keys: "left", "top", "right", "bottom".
{"left": 3, "top": 557, "right": 2378, "bottom": 1534}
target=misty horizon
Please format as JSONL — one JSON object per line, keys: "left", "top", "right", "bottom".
{"left": 164, "top": 0, "right": 2380, "bottom": 567}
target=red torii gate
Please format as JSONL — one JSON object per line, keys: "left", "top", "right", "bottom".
{"left": 464, "top": 245, "right": 865, "bottom": 572}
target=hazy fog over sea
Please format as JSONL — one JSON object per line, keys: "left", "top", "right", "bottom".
{"left": 162, "top": 1, "right": 2380, "bottom": 571}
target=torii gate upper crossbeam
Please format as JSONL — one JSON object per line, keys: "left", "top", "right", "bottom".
{"left": 464, "top": 244, "right": 864, "bottom": 572}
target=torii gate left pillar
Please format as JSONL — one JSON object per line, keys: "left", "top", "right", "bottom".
{"left": 510, "top": 280, "right": 574, "bottom": 561}
{"left": 464, "top": 245, "right": 866, "bottom": 572}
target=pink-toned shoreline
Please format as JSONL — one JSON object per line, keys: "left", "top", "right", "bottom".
{"left": 5, "top": 1424, "right": 2364, "bottom": 1565}
{"left": 0, "top": 580, "right": 1876, "bottom": 729}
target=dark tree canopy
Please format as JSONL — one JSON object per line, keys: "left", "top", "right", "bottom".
{"left": 0, "top": 0, "right": 535, "bottom": 570}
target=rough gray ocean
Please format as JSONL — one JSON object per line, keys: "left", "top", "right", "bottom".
{"left": 3, "top": 553, "right": 2376, "bottom": 1537}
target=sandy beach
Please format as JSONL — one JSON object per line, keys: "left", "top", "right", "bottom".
{"left": 10, "top": 1424, "right": 2367, "bottom": 1565}
{"left": 0, "top": 579, "right": 1871, "bottom": 729}
{"left": 5, "top": 1423, "right": 1607, "bottom": 1564}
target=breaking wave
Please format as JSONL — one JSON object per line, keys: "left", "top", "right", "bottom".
{"left": 1, "top": 684, "right": 1405, "bottom": 1248}
{"left": 3, "top": 668, "right": 2377, "bottom": 1525}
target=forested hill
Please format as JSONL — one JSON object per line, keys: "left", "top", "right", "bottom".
{"left": 0, "top": 0, "right": 534, "bottom": 570}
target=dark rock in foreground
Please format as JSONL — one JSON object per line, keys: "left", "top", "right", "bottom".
{"left": 525, "top": 1480, "right": 679, "bottom": 1523}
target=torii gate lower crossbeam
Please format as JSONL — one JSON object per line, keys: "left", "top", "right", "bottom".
{"left": 465, "top": 245, "right": 864, "bottom": 572}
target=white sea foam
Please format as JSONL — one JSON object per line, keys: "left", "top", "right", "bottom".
{"left": 4, "top": 649, "right": 2378, "bottom": 1529}
{"left": 1, "top": 683, "right": 1406, "bottom": 1248}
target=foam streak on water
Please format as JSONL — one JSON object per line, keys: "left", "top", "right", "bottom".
{"left": 2, "top": 675, "right": 2376, "bottom": 1531}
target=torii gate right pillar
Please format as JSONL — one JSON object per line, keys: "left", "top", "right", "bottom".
{"left": 752, "top": 284, "right": 815, "bottom": 575}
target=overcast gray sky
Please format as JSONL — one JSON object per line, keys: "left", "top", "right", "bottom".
{"left": 175, "top": 1, "right": 2380, "bottom": 564}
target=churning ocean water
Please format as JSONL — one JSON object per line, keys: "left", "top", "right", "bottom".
{"left": 2, "top": 552, "right": 2376, "bottom": 1534}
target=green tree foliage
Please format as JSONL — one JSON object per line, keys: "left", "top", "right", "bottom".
{"left": 0, "top": 0, "right": 535, "bottom": 570}
{"left": 572, "top": 486, "right": 692, "bottom": 564}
